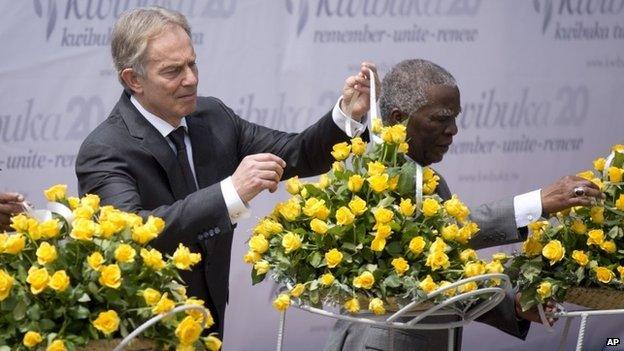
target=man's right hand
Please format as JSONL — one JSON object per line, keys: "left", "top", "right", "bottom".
{"left": 231, "top": 153, "right": 286, "bottom": 203}
{"left": 541, "top": 175, "right": 604, "bottom": 215}
{"left": 0, "top": 192, "right": 26, "bottom": 232}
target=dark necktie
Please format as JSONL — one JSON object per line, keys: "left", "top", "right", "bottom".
{"left": 168, "top": 127, "right": 198, "bottom": 195}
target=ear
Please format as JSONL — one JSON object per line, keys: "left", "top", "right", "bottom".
{"left": 387, "top": 108, "right": 407, "bottom": 126}
{"left": 120, "top": 68, "right": 143, "bottom": 95}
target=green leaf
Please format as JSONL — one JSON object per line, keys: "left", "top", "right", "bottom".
{"left": 341, "top": 242, "right": 357, "bottom": 253}
{"left": 69, "top": 305, "right": 90, "bottom": 319}
{"left": 607, "top": 226, "right": 622, "bottom": 239}
{"left": 398, "top": 162, "right": 416, "bottom": 196}
{"left": 77, "top": 292, "right": 91, "bottom": 303}
{"left": 385, "top": 241, "right": 403, "bottom": 256}
{"left": 575, "top": 267, "right": 585, "bottom": 284}
{"left": 519, "top": 288, "right": 537, "bottom": 312}
{"left": 12, "top": 300, "right": 26, "bottom": 321}
{"left": 520, "top": 258, "right": 543, "bottom": 283}
{"left": 27, "top": 304, "right": 41, "bottom": 320}
{"left": 251, "top": 269, "right": 266, "bottom": 285}
{"left": 307, "top": 251, "right": 323, "bottom": 268}
{"left": 384, "top": 275, "right": 402, "bottom": 288}
{"left": 613, "top": 150, "right": 624, "bottom": 168}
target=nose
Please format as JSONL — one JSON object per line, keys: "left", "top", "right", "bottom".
{"left": 444, "top": 119, "right": 458, "bottom": 136}
{"left": 182, "top": 64, "right": 198, "bottom": 87}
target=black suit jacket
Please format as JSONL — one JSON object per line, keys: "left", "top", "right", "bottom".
{"left": 76, "top": 91, "right": 353, "bottom": 335}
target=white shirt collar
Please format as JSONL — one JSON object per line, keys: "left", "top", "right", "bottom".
{"left": 130, "top": 95, "right": 188, "bottom": 137}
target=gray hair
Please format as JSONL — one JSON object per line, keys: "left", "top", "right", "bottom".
{"left": 379, "top": 59, "right": 456, "bottom": 124}
{"left": 111, "top": 6, "right": 191, "bottom": 89}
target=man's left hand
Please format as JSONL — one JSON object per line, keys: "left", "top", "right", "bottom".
{"left": 514, "top": 292, "right": 558, "bottom": 326}
{"left": 340, "top": 61, "right": 379, "bottom": 121}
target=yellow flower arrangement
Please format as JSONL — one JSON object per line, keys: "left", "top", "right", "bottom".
{"left": 0, "top": 186, "right": 220, "bottom": 350}
{"left": 247, "top": 126, "right": 502, "bottom": 315}
{"left": 510, "top": 145, "right": 624, "bottom": 311}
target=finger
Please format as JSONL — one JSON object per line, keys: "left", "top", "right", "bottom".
{"left": 255, "top": 170, "right": 281, "bottom": 183}
{"left": 249, "top": 154, "right": 286, "bottom": 168}
{"left": 0, "top": 192, "right": 24, "bottom": 203}
{"left": 344, "top": 76, "right": 358, "bottom": 88}
{"left": 570, "top": 197, "right": 597, "bottom": 207}
{"left": 255, "top": 161, "right": 285, "bottom": 179}
{"left": 0, "top": 203, "right": 25, "bottom": 216}
{"left": 0, "top": 213, "right": 10, "bottom": 227}
{"left": 360, "top": 61, "right": 377, "bottom": 75}
{"left": 576, "top": 178, "right": 599, "bottom": 190}
{"left": 353, "top": 86, "right": 370, "bottom": 95}
{"left": 257, "top": 179, "right": 279, "bottom": 193}
{"left": 582, "top": 186, "right": 603, "bottom": 200}
{"left": 354, "top": 75, "right": 370, "bottom": 88}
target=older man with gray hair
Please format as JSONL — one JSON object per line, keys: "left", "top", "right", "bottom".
{"left": 76, "top": 6, "right": 377, "bottom": 338}
{"left": 323, "top": 59, "right": 602, "bottom": 351}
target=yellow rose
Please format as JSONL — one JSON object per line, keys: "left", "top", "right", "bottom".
{"left": 460, "top": 249, "right": 478, "bottom": 263}
{"left": 10, "top": 214, "right": 30, "bottom": 232}
{"left": 601, "top": 240, "right": 617, "bottom": 253}
{"left": 528, "top": 220, "right": 549, "bottom": 237}
{"left": 140, "top": 248, "right": 166, "bottom": 270}
{"left": 285, "top": 176, "right": 302, "bottom": 195}
{"left": 423, "top": 177, "right": 439, "bottom": 195}
{"left": 290, "top": 283, "right": 305, "bottom": 298}
{"left": 331, "top": 142, "right": 351, "bottom": 161}
{"left": 344, "top": 298, "right": 360, "bottom": 313}
{"left": 175, "top": 316, "right": 202, "bottom": 345}
{"left": 371, "top": 118, "right": 383, "bottom": 134}
{"left": 587, "top": 229, "right": 605, "bottom": 246}
{"left": 310, "top": 218, "right": 328, "bottom": 235}
{"left": 375, "top": 224, "right": 392, "bottom": 239}
{"left": 204, "top": 335, "right": 222, "bottom": 351}
{"left": 98, "top": 264, "right": 122, "bottom": 289}
{"left": 439, "top": 281, "right": 456, "bottom": 297}
{"left": 183, "top": 298, "right": 212, "bottom": 325}
{"left": 348, "top": 196, "right": 368, "bottom": 216}
{"left": 320, "top": 273, "right": 335, "bottom": 286}
{"left": 44, "top": 184, "right": 67, "bottom": 202}
{"left": 332, "top": 161, "right": 345, "bottom": 172}
{"left": 277, "top": 198, "right": 301, "bottom": 221}
{"left": 152, "top": 293, "right": 175, "bottom": 314}
{"left": 27, "top": 266, "right": 49, "bottom": 294}
{"left": 80, "top": 194, "right": 100, "bottom": 211}
{"left": 441, "top": 224, "right": 459, "bottom": 242}
{"left": 577, "top": 170, "right": 594, "bottom": 180}
{"left": 23, "top": 331, "right": 43, "bottom": 348}
{"left": 367, "top": 161, "right": 386, "bottom": 176}
{"left": 282, "top": 232, "right": 303, "bottom": 253}
{"left": 131, "top": 224, "right": 159, "bottom": 245}
{"left": 613, "top": 144, "right": 624, "bottom": 153}
{"left": 46, "top": 340, "right": 66, "bottom": 351}
{"left": 616, "top": 194, "right": 624, "bottom": 211}
{"left": 4, "top": 233, "right": 25, "bottom": 254}
{"left": 87, "top": 252, "right": 105, "bottom": 270}
{"left": 368, "top": 298, "right": 386, "bottom": 315}
{"left": 618, "top": 266, "right": 624, "bottom": 280}
{"left": 35, "top": 242, "right": 57, "bottom": 265}
{"left": 173, "top": 244, "right": 202, "bottom": 270}
{"left": 254, "top": 260, "right": 270, "bottom": 275}
{"left": 429, "top": 237, "right": 448, "bottom": 253}
{"left": 458, "top": 282, "right": 478, "bottom": 293}
{"left": 272, "top": 293, "right": 291, "bottom": 311}
{"left": 335, "top": 207, "right": 355, "bottom": 226}
{"left": 70, "top": 218, "right": 98, "bottom": 241}
{"left": 542, "top": 240, "right": 565, "bottom": 265}
{"left": 353, "top": 271, "right": 374, "bottom": 289}
{"left": 374, "top": 208, "right": 394, "bottom": 224}
{"left": 409, "top": 236, "right": 426, "bottom": 255}
{"left": 114, "top": 244, "right": 136, "bottom": 263}
{"left": 48, "top": 270, "right": 70, "bottom": 292}
{"left": 143, "top": 288, "right": 161, "bottom": 306}
{"left": 537, "top": 281, "right": 552, "bottom": 299}
{"left": 593, "top": 157, "right": 606, "bottom": 171}
{"left": 422, "top": 198, "right": 440, "bottom": 217}
{"left": 351, "top": 137, "right": 367, "bottom": 156}
{"left": 595, "top": 266, "right": 614, "bottom": 284}
{"left": 367, "top": 174, "right": 389, "bottom": 193}
{"left": 389, "top": 176, "right": 398, "bottom": 190}
{"left": 464, "top": 262, "right": 486, "bottom": 277}
{"left": 325, "top": 249, "right": 343, "bottom": 268}
{"left": 419, "top": 275, "right": 438, "bottom": 294}
{"left": 398, "top": 142, "right": 409, "bottom": 153}
{"left": 348, "top": 174, "right": 365, "bottom": 193}
{"left": 249, "top": 235, "right": 269, "bottom": 254}
{"left": 485, "top": 260, "right": 504, "bottom": 273}
{"left": 608, "top": 166, "right": 624, "bottom": 182}
{"left": 370, "top": 236, "right": 386, "bottom": 252}
{"left": 253, "top": 219, "right": 283, "bottom": 238}
{"left": 318, "top": 174, "right": 331, "bottom": 189}
{"left": 67, "top": 196, "right": 80, "bottom": 210}
{"left": 73, "top": 206, "right": 95, "bottom": 220}
{"left": 522, "top": 237, "right": 543, "bottom": 256}
{"left": 391, "top": 257, "right": 409, "bottom": 276}
{"left": 381, "top": 124, "right": 406, "bottom": 143}
{"left": 243, "top": 250, "right": 261, "bottom": 264}
{"left": 124, "top": 213, "right": 144, "bottom": 227}
{"left": 0, "top": 270, "right": 14, "bottom": 301}
{"left": 426, "top": 250, "right": 450, "bottom": 271}
{"left": 399, "top": 198, "right": 416, "bottom": 217}
{"left": 590, "top": 207, "right": 604, "bottom": 224}
{"left": 572, "top": 250, "right": 589, "bottom": 266}
{"left": 444, "top": 195, "right": 470, "bottom": 221}
{"left": 38, "top": 219, "right": 60, "bottom": 239}
{"left": 303, "top": 197, "right": 330, "bottom": 220}
{"left": 570, "top": 219, "right": 587, "bottom": 234}
{"left": 93, "top": 310, "right": 120, "bottom": 335}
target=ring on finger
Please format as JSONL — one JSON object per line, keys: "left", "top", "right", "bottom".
{"left": 573, "top": 186, "right": 585, "bottom": 197}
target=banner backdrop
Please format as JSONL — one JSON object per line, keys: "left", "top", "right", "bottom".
{"left": 1, "top": 1, "right": 623, "bottom": 350}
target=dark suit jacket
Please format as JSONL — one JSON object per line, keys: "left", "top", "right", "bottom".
{"left": 324, "top": 172, "right": 530, "bottom": 351}
{"left": 76, "top": 91, "right": 353, "bottom": 335}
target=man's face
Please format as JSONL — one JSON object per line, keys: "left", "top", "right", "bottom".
{"left": 135, "top": 25, "right": 198, "bottom": 123}
{"left": 405, "top": 85, "right": 460, "bottom": 166}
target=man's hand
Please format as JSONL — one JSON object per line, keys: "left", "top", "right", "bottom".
{"left": 0, "top": 192, "right": 26, "bottom": 232}
{"left": 514, "top": 292, "right": 558, "bottom": 326}
{"left": 340, "top": 61, "right": 380, "bottom": 121}
{"left": 541, "top": 175, "right": 604, "bottom": 215}
{"left": 231, "top": 153, "right": 286, "bottom": 203}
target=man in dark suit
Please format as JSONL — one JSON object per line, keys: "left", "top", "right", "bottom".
{"left": 324, "top": 59, "right": 602, "bottom": 350}
{"left": 75, "top": 7, "right": 376, "bottom": 336}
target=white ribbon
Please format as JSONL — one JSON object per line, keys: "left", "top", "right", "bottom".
{"left": 368, "top": 67, "right": 383, "bottom": 144}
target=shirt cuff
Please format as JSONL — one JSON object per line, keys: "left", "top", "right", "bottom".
{"left": 220, "top": 176, "right": 251, "bottom": 224}
{"left": 513, "top": 189, "right": 543, "bottom": 228}
{"left": 332, "top": 97, "right": 367, "bottom": 138}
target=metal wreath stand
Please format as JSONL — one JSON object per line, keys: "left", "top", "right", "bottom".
{"left": 26, "top": 204, "right": 212, "bottom": 350}
{"left": 534, "top": 150, "right": 624, "bottom": 351}
{"left": 274, "top": 69, "right": 511, "bottom": 351}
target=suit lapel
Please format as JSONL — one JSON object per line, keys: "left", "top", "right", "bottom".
{"left": 187, "top": 117, "right": 232, "bottom": 189}
{"left": 116, "top": 92, "right": 190, "bottom": 200}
